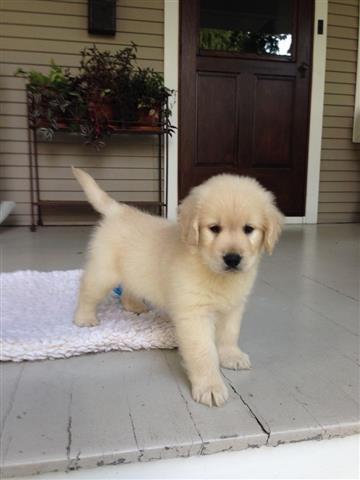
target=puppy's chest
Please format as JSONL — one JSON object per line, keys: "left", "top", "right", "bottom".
{"left": 193, "top": 278, "right": 250, "bottom": 313}
{"left": 208, "top": 289, "right": 242, "bottom": 313}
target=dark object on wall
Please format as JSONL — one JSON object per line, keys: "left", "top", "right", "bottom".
{"left": 317, "top": 19, "right": 324, "bottom": 35}
{"left": 88, "top": 0, "right": 116, "bottom": 36}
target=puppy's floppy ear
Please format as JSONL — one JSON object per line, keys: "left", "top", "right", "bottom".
{"left": 263, "top": 198, "right": 284, "bottom": 255}
{"left": 178, "top": 192, "right": 200, "bottom": 246}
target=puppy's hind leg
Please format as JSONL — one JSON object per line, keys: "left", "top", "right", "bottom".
{"left": 74, "top": 262, "right": 118, "bottom": 327}
{"left": 121, "top": 291, "right": 149, "bottom": 315}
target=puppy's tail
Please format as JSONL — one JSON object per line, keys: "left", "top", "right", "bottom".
{"left": 72, "top": 167, "right": 120, "bottom": 216}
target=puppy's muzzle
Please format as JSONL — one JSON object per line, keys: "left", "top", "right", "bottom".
{"left": 223, "top": 253, "right": 242, "bottom": 270}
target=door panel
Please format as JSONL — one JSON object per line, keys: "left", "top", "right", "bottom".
{"left": 179, "top": 0, "right": 314, "bottom": 216}
{"left": 196, "top": 73, "right": 238, "bottom": 166}
{"left": 251, "top": 75, "right": 295, "bottom": 168}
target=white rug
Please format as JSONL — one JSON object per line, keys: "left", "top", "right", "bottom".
{"left": 0, "top": 270, "right": 177, "bottom": 362}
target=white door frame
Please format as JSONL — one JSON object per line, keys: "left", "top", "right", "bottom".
{"left": 164, "top": 0, "right": 328, "bottom": 224}
{"left": 164, "top": 0, "right": 179, "bottom": 221}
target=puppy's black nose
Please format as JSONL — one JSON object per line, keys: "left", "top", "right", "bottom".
{"left": 223, "top": 253, "right": 241, "bottom": 269}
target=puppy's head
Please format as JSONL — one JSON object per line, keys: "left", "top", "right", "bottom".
{"left": 178, "top": 175, "right": 284, "bottom": 274}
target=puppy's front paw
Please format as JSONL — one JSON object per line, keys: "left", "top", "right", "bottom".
{"left": 219, "top": 347, "right": 251, "bottom": 370}
{"left": 73, "top": 312, "right": 99, "bottom": 327}
{"left": 191, "top": 378, "right": 229, "bottom": 407}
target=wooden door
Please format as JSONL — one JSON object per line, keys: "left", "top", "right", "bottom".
{"left": 179, "top": 0, "right": 314, "bottom": 216}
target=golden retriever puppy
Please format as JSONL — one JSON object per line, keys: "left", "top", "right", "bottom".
{"left": 72, "top": 167, "right": 283, "bottom": 407}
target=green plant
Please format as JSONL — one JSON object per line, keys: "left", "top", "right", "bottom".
{"left": 73, "top": 44, "right": 139, "bottom": 147}
{"left": 129, "top": 68, "right": 174, "bottom": 130}
{"left": 15, "top": 61, "right": 70, "bottom": 89}
{"left": 16, "top": 62, "right": 75, "bottom": 140}
{"left": 132, "top": 68, "right": 171, "bottom": 108}
{"left": 15, "top": 44, "right": 175, "bottom": 148}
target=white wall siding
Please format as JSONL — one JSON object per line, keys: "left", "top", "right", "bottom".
{"left": 319, "top": 0, "right": 360, "bottom": 223}
{"left": 0, "top": 0, "right": 164, "bottom": 226}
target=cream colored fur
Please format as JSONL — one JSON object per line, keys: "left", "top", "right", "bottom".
{"left": 72, "top": 167, "right": 283, "bottom": 407}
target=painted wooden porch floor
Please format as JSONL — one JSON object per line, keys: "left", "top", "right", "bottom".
{"left": 0, "top": 224, "right": 359, "bottom": 477}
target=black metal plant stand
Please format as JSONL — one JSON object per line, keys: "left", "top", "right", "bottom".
{"left": 26, "top": 109, "right": 169, "bottom": 232}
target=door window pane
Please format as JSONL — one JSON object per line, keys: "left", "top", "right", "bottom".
{"left": 199, "top": 0, "right": 294, "bottom": 57}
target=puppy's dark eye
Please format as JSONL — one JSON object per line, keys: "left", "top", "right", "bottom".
{"left": 209, "top": 225, "right": 221, "bottom": 234}
{"left": 243, "top": 225, "right": 254, "bottom": 235}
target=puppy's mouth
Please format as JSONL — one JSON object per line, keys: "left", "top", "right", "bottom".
{"left": 224, "top": 265, "right": 241, "bottom": 273}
